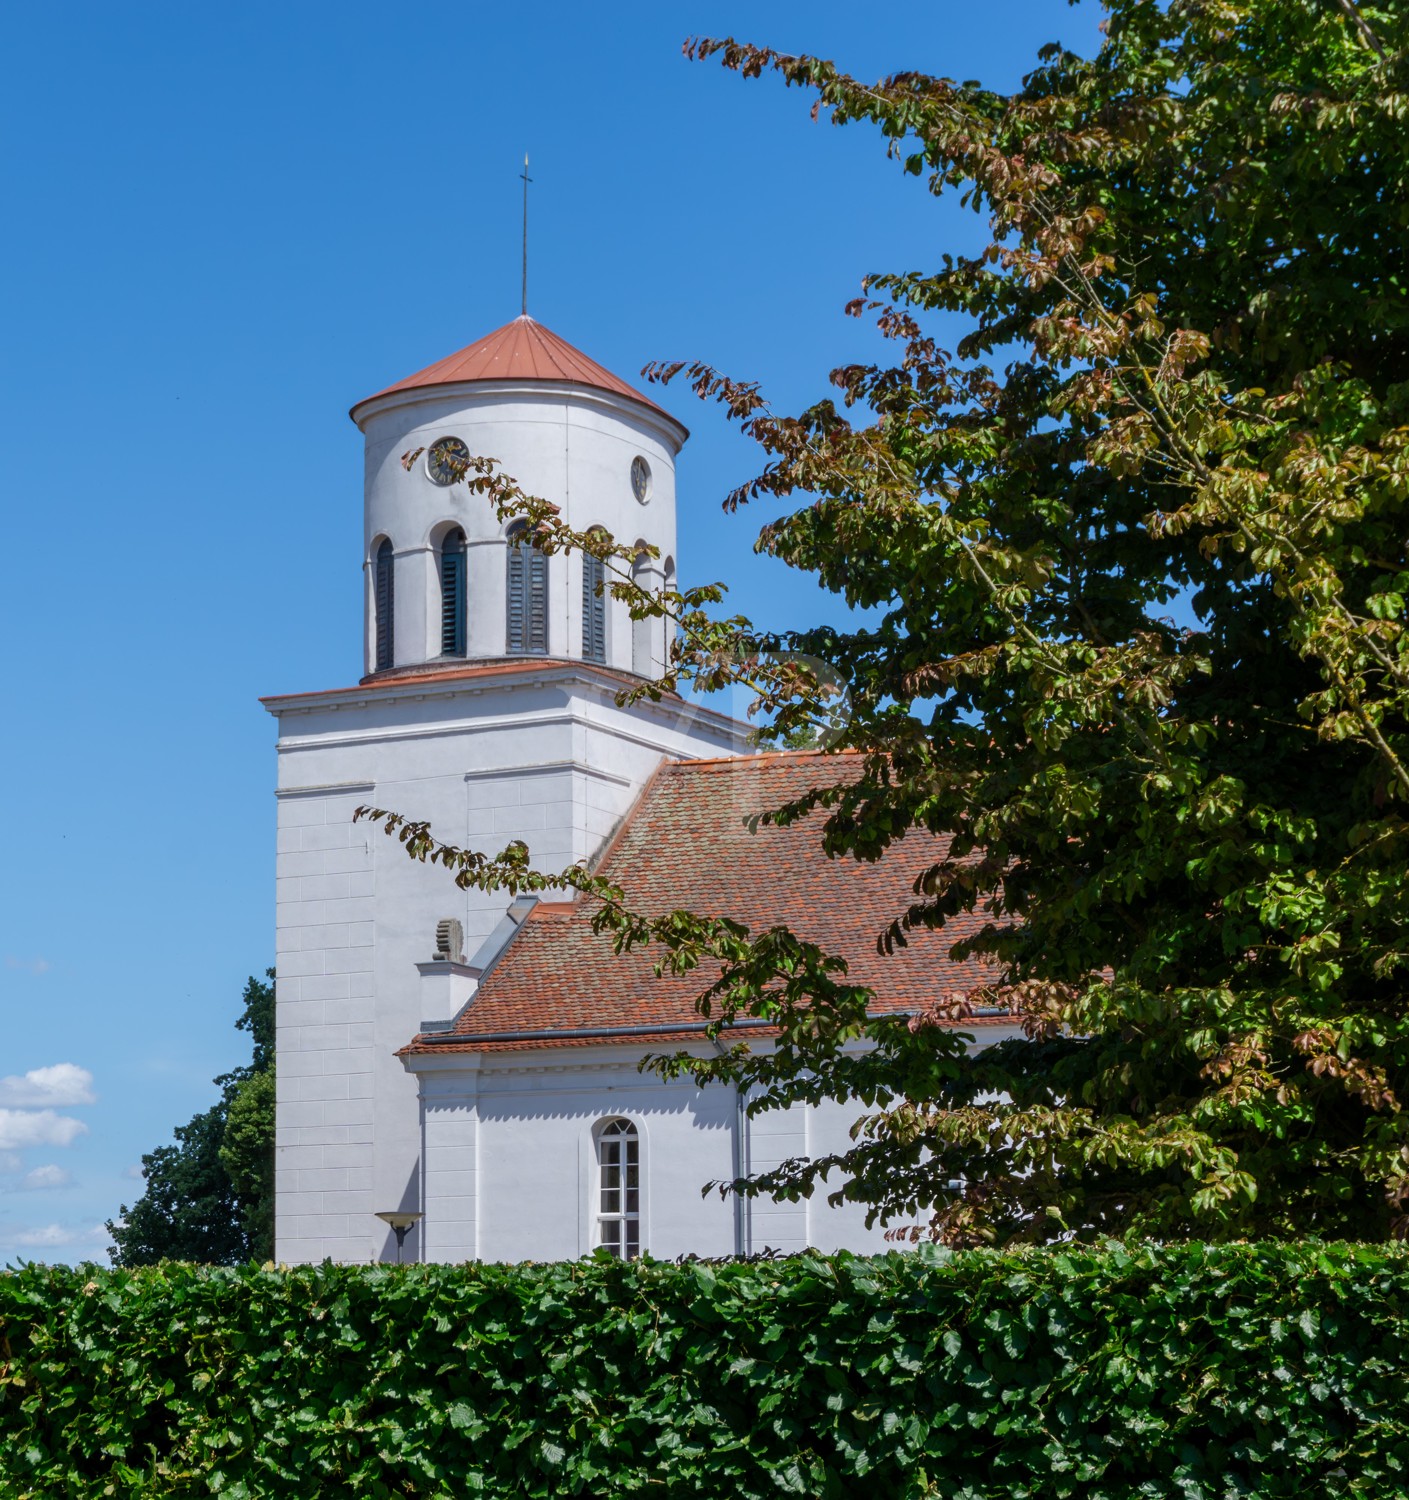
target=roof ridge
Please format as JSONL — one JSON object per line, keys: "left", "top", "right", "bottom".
{"left": 665, "top": 747, "right": 864, "bottom": 771}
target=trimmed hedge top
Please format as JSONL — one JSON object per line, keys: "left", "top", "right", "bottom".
{"left": 2, "top": 1243, "right": 1407, "bottom": 1497}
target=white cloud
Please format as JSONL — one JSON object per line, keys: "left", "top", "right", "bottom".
{"left": 4, "top": 955, "right": 50, "bottom": 976}
{"left": 10, "top": 1222, "right": 106, "bottom": 1249}
{"left": 0, "top": 1064, "right": 96, "bottom": 1108}
{"left": 22, "top": 1164, "right": 71, "bottom": 1190}
{"left": 11, "top": 1223, "right": 72, "bottom": 1247}
{"left": 122, "top": 1163, "right": 144, "bottom": 1180}
{"left": 0, "top": 1110, "right": 88, "bottom": 1151}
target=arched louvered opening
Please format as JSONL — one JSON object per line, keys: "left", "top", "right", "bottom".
{"left": 595, "top": 1117, "right": 641, "bottom": 1259}
{"left": 663, "top": 555, "right": 677, "bottom": 663}
{"left": 374, "top": 538, "right": 395, "bottom": 671}
{"left": 630, "top": 551, "right": 653, "bottom": 677}
{"left": 582, "top": 532, "right": 607, "bottom": 665}
{"left": 506, "top": 523, "right": 548, "bottom": 655}
{"left": 439, "top": 527, "right": 467, "bottom": 657}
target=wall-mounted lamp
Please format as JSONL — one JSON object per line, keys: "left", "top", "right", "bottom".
{"left": 374, "top": 1210, "right": 424, "bottom": 1264}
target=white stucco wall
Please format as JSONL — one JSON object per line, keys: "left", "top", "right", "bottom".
{"left": 411, "top": 1048, "right": 887, "bottom": 1263}
{"left": 269, "top": 667, "right": 748, "bottom": 1264}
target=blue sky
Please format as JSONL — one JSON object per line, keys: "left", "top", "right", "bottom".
{"left": 0, "top": 0, "right": 1101, "bottom": 1262}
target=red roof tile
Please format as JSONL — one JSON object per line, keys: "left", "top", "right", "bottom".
{"left": 351, "top": 315, "right": 678, "bottom": 426}
{"left": 406, "top": 752, "right": 1001, "bottom": 1054}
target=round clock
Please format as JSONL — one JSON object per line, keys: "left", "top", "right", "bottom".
{"left": 631, "top": 455, "right": 652, "bottom": 504}
{"left": 427, "top": 436, "right": 469, "bottom": 486}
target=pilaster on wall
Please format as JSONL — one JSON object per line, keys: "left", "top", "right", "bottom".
{"left": 274, "top": 784, "right": 377, "bottom": 1264}
{"left": 745, "top": 1100, "right": 811, "bottom": 1255}
{"left": 421, "top": 1068, "right": 481, "bottom": 1263}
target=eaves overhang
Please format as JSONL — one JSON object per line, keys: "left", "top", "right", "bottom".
{"left": 350, "top": 378, "right": 690, "bottom": 452}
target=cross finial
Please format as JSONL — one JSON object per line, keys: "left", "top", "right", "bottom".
{"left": 520, "top": 153, "right": 532, "bottom": 317}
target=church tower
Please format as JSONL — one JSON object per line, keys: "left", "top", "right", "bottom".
{"left": 351, "top": 315, "right": 683, "bottom": 680}
{"left": 263, "top": 318, "right": 748, "bottom": 1265}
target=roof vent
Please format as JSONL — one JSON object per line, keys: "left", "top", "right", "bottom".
{"left": 434, "top": 918, "right": 464, "bottom": 964}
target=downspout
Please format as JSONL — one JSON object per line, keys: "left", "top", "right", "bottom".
{"left": 713, "top": 1037, "right": 748, "bottom": 1258}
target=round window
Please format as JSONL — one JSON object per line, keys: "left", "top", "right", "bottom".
{"left": 630, "top": 455, "right": 652, "bottom": 504}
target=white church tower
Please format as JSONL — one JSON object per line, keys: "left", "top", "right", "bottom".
{"left": 263, "top": 316, "right": 748, "bottom": 1264}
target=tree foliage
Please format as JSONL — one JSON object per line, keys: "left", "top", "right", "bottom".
{"left": 367, "top": 0, "right": 1409, "bottom": 1245}
{"left": 107, "top": 972, "right": 274, "bottom": 1265}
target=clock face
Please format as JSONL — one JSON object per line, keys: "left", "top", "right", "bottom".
{"left": 427, "top": 436, "right": 469, "bottom": 486}
{"left": 631, "top": 455, "right": 651, "bottom": 504}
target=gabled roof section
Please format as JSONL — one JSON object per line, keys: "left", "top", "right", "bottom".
{"left": 405, "top": 751, "right": 1003, "bottom": 1055}
{"left": 351, "top": 314, "right": 677, "bottom": 426}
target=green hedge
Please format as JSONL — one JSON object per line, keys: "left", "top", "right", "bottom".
{"left": 2, "top": 1244, "right": 1407, "bottom": 1498}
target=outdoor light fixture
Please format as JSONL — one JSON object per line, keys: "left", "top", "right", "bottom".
{"left": 374, "top": 1210, "right": 424, "bottom": 1264}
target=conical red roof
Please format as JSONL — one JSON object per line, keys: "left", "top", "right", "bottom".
{"left": 352, "top": 314, "right": 675, "bottom": 423}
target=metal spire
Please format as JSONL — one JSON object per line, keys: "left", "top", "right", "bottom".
{"left": 520, "top": 153, "right": 532, "bottom": 316}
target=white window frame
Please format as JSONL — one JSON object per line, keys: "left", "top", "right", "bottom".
{"left": 595, "top": 1117, "right": 641, "bottom": 1259}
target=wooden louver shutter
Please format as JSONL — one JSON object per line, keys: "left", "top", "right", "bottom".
{"left": 526, "top": 544, "right": 548, "bottom": 654}
{"left": 440, "top": 530, "right": 466, "bottom": 657}
{"left": 582, "top": 552, "right": 606, "bottom": 663}
{"left": 507, "top": 527, "right": 548, "bottom": 655}
{"left": 506, "top": 531, "right": 527, "bottom": 653}
{"left": 375, "top": 540, "right": 395, "bottom": 671}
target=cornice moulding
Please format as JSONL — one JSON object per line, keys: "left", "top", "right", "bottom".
{"left": 350, "top": 379, "right": 689, "bottom": 450}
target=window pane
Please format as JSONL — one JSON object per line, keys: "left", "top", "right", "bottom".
{"left": 626, "top": 1188, "right": 639, "bottom": 1214}
{"left": 600, "top": 1187, "right": 620, "bottom": 1214}
{"left": 625, "top": 1222, "right": 640, "bottom": 1259}
{"left": 600, "top": 1220, "right": 621, "bottom": 1255}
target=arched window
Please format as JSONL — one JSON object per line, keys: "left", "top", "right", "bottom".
{"left": 439, "top": 527, "right": 467, "bottom": 657}
{"left": 582, "top": 535, "right": 606, "bottom": 665}
{"left": 374, "top": 538, "right": 395, "bottom": 671}
{"left": 596, "top": 1118, "right": 640, "bottom": 1259}
{"left": 506, "top": 524, "right": 548, "bottom": 655}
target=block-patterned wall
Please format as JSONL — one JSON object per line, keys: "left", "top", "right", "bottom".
{"left": 274, "top": 787, "right": 377, "bottom": 1263}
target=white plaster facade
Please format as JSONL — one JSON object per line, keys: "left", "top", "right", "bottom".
{"left": 267, "top": 660, "right": 752, "bottom": 1264}
{"left": 405, "top": 1033, "right": 1022, "bottom": 1264}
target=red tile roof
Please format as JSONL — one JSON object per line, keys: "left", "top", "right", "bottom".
{"left": 351, "top": 315, "right": 678, "bottom": 426}
{"left": 405, "top": 751, "right": 1002, "bottom": 1055}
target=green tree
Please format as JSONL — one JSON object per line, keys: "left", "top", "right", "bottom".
{"left": 367, "top": 0, "right": 1409, "bottom": 1245}
{"left": 108, "top": 971, "right": 274, "bottom": 1264}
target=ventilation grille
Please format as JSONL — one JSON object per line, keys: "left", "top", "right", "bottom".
{"left": 434, "top": 918, "right": 464, "bottom": 964}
